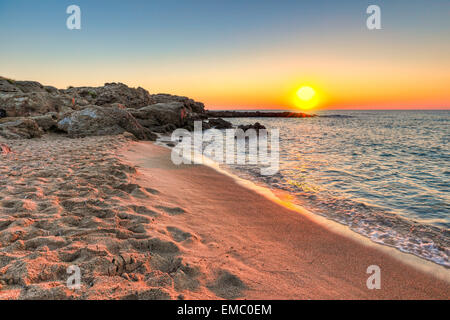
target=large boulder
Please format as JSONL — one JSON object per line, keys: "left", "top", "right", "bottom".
{"left": 0, "top": 118, "right": 43, "bottom": 139}
{"left": 128, "top": 102, "right": 187, "bottom": 133}
{"left": 13, "top": 81, "right": 47, "bottom": 93}
{"left": 57, "top": 105, "right": 156, "bottom": 140}
{"left": 0, "top": 77, "right": 92, "bottom": 117}
{"left": 150, "top": 94, "right": 205, "bottom": 113}
{"left": 0, "top": 78, "right": 79, "bottom": 117}
{"left": 31, "top": 113, "right": 59, "bottom": 131}
{"left": 238, "top": 122, "right": 266, "bottom": 131}
{"left": 0, "top": 77, "right": 21, "bottom": 93}
{"left": 63, "top": 83, "right": 153, "bottom": 109}
{"left": 208, "top": 118, "right": 233, "bottom": 129}
{"left": 0, "top": 91, "right": 75, "bottom": 117}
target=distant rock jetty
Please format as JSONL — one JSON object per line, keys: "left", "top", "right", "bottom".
{"left": 206, "top": 110, "right": 317, "bottom": 118}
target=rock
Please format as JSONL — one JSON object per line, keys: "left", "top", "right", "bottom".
{"left": 43, "top": 86, "right": 59, "bottom": 94}
{"left": 0, "top": 77, "right": 208, "bottom": 136}
{"left": 19, "top": 284, "right": 72, "bottom": 300}
{"left": 0, "top": 77, "right": 20, "bottom": 93}
{"left": 121, "top": 288, "right": 171, "bottom": 300}
{"left": 0, "top": 118, "right": 43, "bottom": 139}
{"left": 208, "top": 118, "right": 233, "bottom": 129}
{"left": 128, "top": 102, "right": 187, "bottom": 132}
{"left": 238, "top": 122, "right": 266, "bottom": 131}
{"left": 150, "top": 94, "right": 205, "bottom": 113}
{"left": 149, "top": 123, "right": 177, "bottom": 133}
{"left": 0, "top": 91, "right": 75, "bottom": 117}
{"left": 31, "top": 113, "right": 59, "bottom": 131}
{"left": 122, "top": 131, "right": 139, "bottom": 141}
{"left": 14, "top": 81, "right": 46, "bottom": 93}
{"left": 64, "top": 83, "right": 153, "bottom": 109}
{"left": 0, "top": 78, "right": 78, "bottom": 117}
{"left": 0, "top": 78, "right": 89, "bottom": 117}
{"left": 57, "top": 105, "right": 156, "bottom": 140}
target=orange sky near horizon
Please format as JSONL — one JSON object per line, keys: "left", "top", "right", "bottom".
{"left": 7, "top": 46, "right": 448, "bottom": 111}
{"left": 131, "top": 49, "right": 450, "bottom": 110}
{"left": 4, "top": 46, "right": 449, "bottom": 111}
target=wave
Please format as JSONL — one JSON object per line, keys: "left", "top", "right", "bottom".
{"left": 222, "top": 164, "right": 450, "bottom": 268}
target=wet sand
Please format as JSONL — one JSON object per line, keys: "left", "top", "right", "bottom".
{"left": 0, "top": 135, "right": 448, "bottom": 299}
{"left": 123, "top": 141, "right": 450, "bottom": 299}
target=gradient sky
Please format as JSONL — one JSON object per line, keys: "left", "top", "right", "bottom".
{"left": 1, "top": 0, "right": 449, "bottom": 110}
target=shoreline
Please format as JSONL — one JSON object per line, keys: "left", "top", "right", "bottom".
{"left": 206, "top": 160, "right": 450, "bottom": 280}
{"left": 121, "top": 140, "right": 449, "bottom": 299}
{"left": 155, "top": 135, "right": 450, "bottom": 272}
{"left": 0, "top": 135, "right": 448, "bottom": 299}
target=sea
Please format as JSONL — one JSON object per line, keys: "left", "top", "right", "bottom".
{"left": 203, "top": 110, "right": 449, "bottom": 267}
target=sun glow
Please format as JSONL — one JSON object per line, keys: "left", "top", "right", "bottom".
{"left": 297, "top": 86, "right": 316, "bottom": 101}
{"left": 293, "top": 85, "right": 319, "bottom": 110}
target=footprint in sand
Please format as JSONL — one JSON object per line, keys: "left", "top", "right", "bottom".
{"left": 208, "top": 270, "right": 247, "bottom": 300}
{"left": 1, "top": 199, "right": 36, "bottom": 212}
{"left": 1, "top": 199, "right": 20, "bottom": 209}
{"left": 156, "top": 206, "right": 186, "bottom": 216}
{"left": 118, "top": 211, "right": 152, "bottom": 224}
{"left": 116, "top": 183, "right": 160, "bottom": 196}
{"left": 128, "top": 205, "right": 159, "bottom": 217}
{"left": 108, "top": 253, "right": 143, "bottom": 276}
{"left": 129, "top": 238, "right": 181, "bottom": 257}
{"left": 0, "top": 219, "right": 13, "bottom": 231}
{"left": 166, "top": 226, "right": 194, "bottom": 242}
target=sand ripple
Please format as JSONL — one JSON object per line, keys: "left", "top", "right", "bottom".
{"left": 0, "top": 135, "right": 241, "bottom": 299}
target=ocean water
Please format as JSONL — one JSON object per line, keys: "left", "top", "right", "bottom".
{"left": 215, "top": 110, "right": 449, "bottom": 267}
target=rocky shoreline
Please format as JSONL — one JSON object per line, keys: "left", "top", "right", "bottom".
{"left": 0, "top": 77, "right": 316, "bottom": 145}
{"left": 0, "top": 77, "right": 209, "bottom": 141}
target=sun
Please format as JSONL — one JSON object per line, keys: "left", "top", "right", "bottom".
{"left": 296, "top": 86, "right": 316, "bottom": 101}
{"left": 293, "top": 85, "right": 319, "bottom": 110}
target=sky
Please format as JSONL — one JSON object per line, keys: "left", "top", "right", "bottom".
{"left": 1, "top": 0, "right": 449, "bottom": 110}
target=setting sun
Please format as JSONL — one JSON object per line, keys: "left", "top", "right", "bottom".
{"left": 297, "top": 86, "right": 316, "bottom": 101}
{"left": 293, "top": 85, "right": 319, "bottom": 110}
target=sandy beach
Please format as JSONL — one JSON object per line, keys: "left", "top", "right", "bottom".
{"left": 0, "top": 135, "right": 448, "bottom": 299}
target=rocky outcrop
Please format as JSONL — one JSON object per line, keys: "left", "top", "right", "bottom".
{"left": 0, "top": 77, "right": 212, "bottom": 139}
{"left": 0, "top": 78, "right": 79, "bottom": 117}
{"left": 31, "top": 113, "right": 59, "bottom": 131}
{"left": 238, "top": 122, "right": 266, "bottom": 131}
{"left": 208, "top": 118, "right": 233, "bottom": 129}
{"left": 63, "top": 83, "right": 153, "bottom": 109}
{"left": 0, "top": 79, "right": 156, "bottom": 118}
{"left": 0, "top": 118, "right": 43, "bottom": 139}
{"left": 13, "top": 81, "right": 47, "bottom": 93}
{"left": 0, "top": 90, "right": 75, "bottom": 118}
{"left": 57, "top": 105, "right": 156, "bottom": 140}
{"left": 0, "top": 77, "right": 21, "bottom": 93}
{"left": 128, "top": 102, "right": 188, "bottom": 133}
{"left": 150, "top": 94, "right": 205, "bottom": 114}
